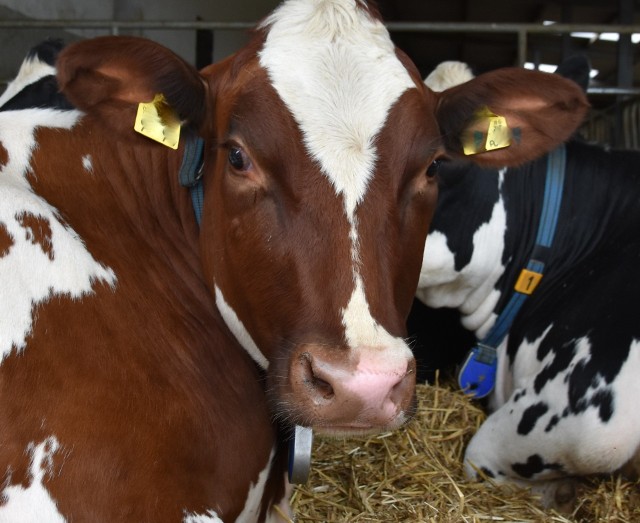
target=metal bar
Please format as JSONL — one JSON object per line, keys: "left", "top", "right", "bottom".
{"left": 0, "top": 20, "right": 256, "bottom": 30}
{"left": 385, "top": 22, "right": 640, "bottom": 34}
{"left": 614, "top": 0, "right": 635, "bottom": 146}
{"left": 0, "top": 19, "right": 637, "bottom": 34}
{"left": 588, "top": 87, "right": 640, "bottom": 96}
{"left": 517, "top": 29, "right": 527, "bottom": 67}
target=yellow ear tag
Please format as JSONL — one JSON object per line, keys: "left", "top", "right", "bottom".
{"left": 463, "top": 107, "right": 511, "bottom": 156}
{"left": 134, "top": 94, "right": 180, "bottom": 150}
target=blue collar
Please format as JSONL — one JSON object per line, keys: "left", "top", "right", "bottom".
{"left": 458, "top": 144, "right": 567, "bottom": 398}
{"left": 178, "top": 136, "right": 205, "bottom": 225}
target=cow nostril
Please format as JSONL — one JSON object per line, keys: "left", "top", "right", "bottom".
{"left": 389, "top": 360, "right": 416, "bottom": 406}
{"left": 299, "top": 352, "right": 335, "bottom": 400}
{"left": 311, "top": 375, "right": 334, "bottom": 400}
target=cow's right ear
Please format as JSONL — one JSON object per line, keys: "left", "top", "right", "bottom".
{"left": 57, "top": 36, "right": 207, "bottom": 132}
{"left": 435, "top": 68, "right": 589, "bottom": 167}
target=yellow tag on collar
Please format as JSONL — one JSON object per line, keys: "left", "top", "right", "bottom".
{"left": 514, "top": 268, "right": 543, "bottom": 295}
{"left": 463, "top": 107, "right": 511, "bottom": 156}
{"left": 134, "top": 94, "right": 180, "bottom": 150}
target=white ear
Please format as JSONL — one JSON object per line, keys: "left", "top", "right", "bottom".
{"left": 424, "top": 61, "right": 475, "bottom": 92}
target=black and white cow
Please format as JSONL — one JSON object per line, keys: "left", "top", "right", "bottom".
{"left": 415, "top": 59, "right": 640, "bottom": 507}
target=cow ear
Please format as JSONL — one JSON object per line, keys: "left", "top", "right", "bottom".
{"left": 435, "top": 68, "right": 589, "bottom": 167}
{"left": 57, "top": 36, "right": 207, "bottom": 131}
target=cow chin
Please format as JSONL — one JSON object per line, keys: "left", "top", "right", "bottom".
{"left": 312, "top": 399, "right": 418, "bottom": 438}
{"left": 269, "top": 389, "right": 418, "bottom": 439}
{"left": 267, "top": 342, "right": 418, "bottom": 438}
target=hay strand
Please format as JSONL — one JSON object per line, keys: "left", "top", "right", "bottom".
{"left": 291, "top": 379, "right": 640, "bottom": 522}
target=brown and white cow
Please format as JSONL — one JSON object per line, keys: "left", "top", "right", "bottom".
{"left": 0, "top": 0, "right": 587, "bottom": 521}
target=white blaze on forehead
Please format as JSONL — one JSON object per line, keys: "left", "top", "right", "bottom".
{"left": 0, "top": 437, "right": 66, "bottom": 523}
{"left": 0, "top": 108, "right": 117, "bottom": 364}
{"left": 259, "top": 0, "right": 416, "bottom": 353}
{"left": 259, "top": 0, "right": 415, "bottom": 220}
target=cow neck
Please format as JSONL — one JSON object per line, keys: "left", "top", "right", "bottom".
{"left": 176, "top": 133, "right": 315, "bottom": 484}
{"left": 178, "top": 135, "right": 205, "bottom": 225}
{"left": 458, "top": 145, "right": 567, "bottom": 399}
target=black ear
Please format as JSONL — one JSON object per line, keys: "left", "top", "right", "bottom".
{"left": 555, "top": 54, "right": 591, "bottom": 93}
{"left": 27, "top": 38, "right": 67, "bottom": 67}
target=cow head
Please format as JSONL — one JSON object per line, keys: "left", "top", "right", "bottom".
{"left": 57, "top": 0, "right": 588, "bottom": 436}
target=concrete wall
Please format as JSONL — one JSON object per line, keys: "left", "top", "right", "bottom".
{"left": 0, "top": 0, "right": 280, "bottom": 84}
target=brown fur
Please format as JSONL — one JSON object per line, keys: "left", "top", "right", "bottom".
{"left": 0, "top": 36, "right": 280, "bottom": 522}
{"left": 0, "top": 222, "right": 13, "bottom": 258}
{"left": 0, "top": 142, "right": 8, "bottom": 167}
{"left": 16, "top": 212, "right": 54, "bottom": 260}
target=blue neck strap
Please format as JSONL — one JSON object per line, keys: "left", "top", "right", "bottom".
{"left": 178, "top": 136, "right": 205, "bottom": 225}
{"left": 458, "top": 144, "right": 567, "bottom": 398}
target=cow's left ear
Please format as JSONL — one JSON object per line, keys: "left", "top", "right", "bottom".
{"left": 435, "top": 68, "right": 589, "bottom": 166}
{"left": 57, "top": 36, "right": 207, "bottom": 130}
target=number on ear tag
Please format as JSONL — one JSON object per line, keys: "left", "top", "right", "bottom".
{"left": 485, "top": 115, "right": 510, "bottom": 151}
{"left": 134, "top": 93, "right": 181, "bottom": 150}
{"left": 514, "top": 268, "right": 543, "bottom": 295}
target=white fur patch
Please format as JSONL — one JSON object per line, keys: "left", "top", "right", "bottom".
{"left": 81, "top": 155, "right": 93, "bottom": 174}
{"left": 0, "top": 109, "right": 117, "bottom": 364}
{"left": 424, "top": 61, "right": 475, "bottom": 92}
{"left": 259, "top": 0, "right": 415, "bottom": 221}
{"left": 0, "top": 437, "right": 66, "bottom": 523}
{"left": 183, "top": 510, "right": 223, "bottom": 523}
{"left": 214, "top": 286, "right": 269, "bottom": 369}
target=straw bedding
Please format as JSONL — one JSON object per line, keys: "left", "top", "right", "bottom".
{"left": 290, "top": 378, "right": 640, "bottom": 523}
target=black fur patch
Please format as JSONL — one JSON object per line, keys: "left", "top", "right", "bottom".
{"left": 511, "top": 454, "right": 563, "bottom": 479}
{"left": 517, "top": 402, "right": 549, "bottom": 435}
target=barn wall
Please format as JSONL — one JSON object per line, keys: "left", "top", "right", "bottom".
{"left": 0, "top": 0, "right": 279, "bottom": 84}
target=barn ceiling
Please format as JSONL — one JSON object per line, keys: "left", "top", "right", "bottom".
{"left": 376, "top": 0, "right": 640, "bottom": 111}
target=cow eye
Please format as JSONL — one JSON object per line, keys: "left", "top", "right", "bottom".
{"left": 426, "top": 159, "right": 441, "bottom": 178}
{"left": 228, "top": 146, "right": 252, "bottom": 171}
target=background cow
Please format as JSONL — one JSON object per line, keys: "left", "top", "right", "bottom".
{"left": 0, "top": 38, "right": 72, "bottom": 111}
{"left": 0, "top": 0, "right": 587, "bottom": 520}
{"left": 414, "top": 58, "right": 639, "bottom": 509}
